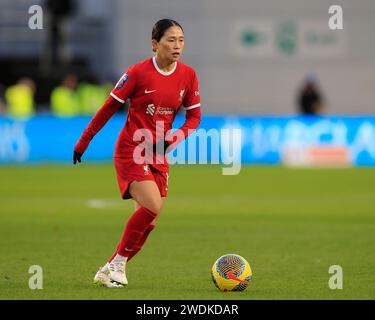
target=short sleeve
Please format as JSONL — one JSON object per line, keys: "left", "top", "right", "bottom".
{"left": 183, "top": 70, "right": 201, "bottom": 110}
{"left": 110, "top": 66, "right": 136, "bottom": 103}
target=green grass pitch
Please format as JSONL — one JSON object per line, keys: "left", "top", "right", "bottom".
{"left": 0, "top": 164, "right": 374, "bottom": 299}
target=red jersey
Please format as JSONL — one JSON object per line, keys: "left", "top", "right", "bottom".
{"left": 75, "top": 56, "right": 201, "bottom": 172}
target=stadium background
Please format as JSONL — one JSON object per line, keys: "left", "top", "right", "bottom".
{"left": 0, "top": 0, "right": 374, "bottom": 300}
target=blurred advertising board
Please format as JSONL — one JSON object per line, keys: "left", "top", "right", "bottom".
{"left": 0, "top": 115, "right": 374, "bottom": 166}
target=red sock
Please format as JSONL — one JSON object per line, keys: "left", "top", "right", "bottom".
{"left": 127, "top": 224, "right": 156, "bottom": 262}
{"left": 108, "top": 224, "right": 156, "bottom": 262}
{"left": 110, "top": 207, "right": 157, "bottom": 258}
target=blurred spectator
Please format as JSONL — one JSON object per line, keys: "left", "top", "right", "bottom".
{"left": 51, "top": 73, "right": 80, "bottom": 116}
{"left": 5, "top": 78, "right": 36, "bottom": 117}
{"left": 77, "top": 75, "right": 111, "bottom": 115}
{"left": 297, "top": 76, "right": 324, "bottom": 115}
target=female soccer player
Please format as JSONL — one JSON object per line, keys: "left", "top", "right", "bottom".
{"left": 73, "top": 19, "right": 201, "bottom": 288}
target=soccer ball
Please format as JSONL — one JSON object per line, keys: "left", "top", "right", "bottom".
{"left": 211, "top": 254, "right": 252, "bottom": 291}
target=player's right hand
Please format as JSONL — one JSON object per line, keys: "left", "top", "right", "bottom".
{"left": 73, "top": 151, "right": 82, "bottom": 164}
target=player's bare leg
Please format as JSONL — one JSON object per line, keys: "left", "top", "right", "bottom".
{"left": 108, "top": 181, "right": 164, "bottom": 285}
{"left": 130, "top": 180, "right": 164, "bottom": 214}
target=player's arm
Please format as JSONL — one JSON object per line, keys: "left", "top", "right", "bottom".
{"left": 173, "top": 106, "right": 201, "bottom": 141}
{"left": 73, "top": 70, "right": 136, "bottom": 164}
{"left": 164, "top": 70, "right": 201, "bottom": 152}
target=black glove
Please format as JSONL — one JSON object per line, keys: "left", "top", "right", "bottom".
{"left": 152, "top": 140, "right": 170, "bottom": 155}
{"left": 73, "top": 151, "right": 82, "bottom": 164}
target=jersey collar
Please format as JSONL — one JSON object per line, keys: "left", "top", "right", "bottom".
{"left": 152, "top": 56, "right": 177, "bottom": 76}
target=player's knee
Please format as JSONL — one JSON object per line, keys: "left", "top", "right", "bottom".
{"left": 146, "top": 198, "right": 163, "bottom": 215}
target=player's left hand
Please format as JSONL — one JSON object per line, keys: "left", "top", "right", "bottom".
{"left": 73, "top": 151, "right": 83, "bottom": 164}
{"left": 152, "top": 140, "right": 170, "bottom": 155}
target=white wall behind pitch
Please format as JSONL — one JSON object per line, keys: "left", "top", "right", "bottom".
{"left": 108, "top": 0, "right": 375, "bottom": 115}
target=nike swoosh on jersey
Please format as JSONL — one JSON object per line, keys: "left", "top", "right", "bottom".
{"left": 145, "top": 89, "right": 156, "bottom": 94}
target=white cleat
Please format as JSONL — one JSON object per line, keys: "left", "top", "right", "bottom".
{"left": 108, "top": 261, "right": 128, "bottom": 285}
{"left": 93, "top": 269, "right": 124, "bottom": 288}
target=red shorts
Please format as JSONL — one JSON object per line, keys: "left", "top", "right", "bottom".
{"left": 114, "top": 157, "right": 169, "bottom": 200}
